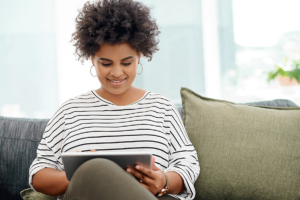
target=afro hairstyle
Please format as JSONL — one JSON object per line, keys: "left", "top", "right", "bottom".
{"left": 71, "top": 0, "right": 160, "bottom": 62}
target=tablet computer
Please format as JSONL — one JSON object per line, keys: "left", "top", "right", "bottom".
{"left": 62, "top": 151, "right": 152, "bottom": 181}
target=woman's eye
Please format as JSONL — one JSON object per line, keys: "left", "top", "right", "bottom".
{"left": 122, "top": 63, "right": 131, "bottom": 66}
{"left": 101, "top": 63, "right": 111, "bottom": 67}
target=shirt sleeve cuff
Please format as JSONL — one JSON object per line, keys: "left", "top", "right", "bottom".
{"left": 164, "top": 167, "right": 196, "bottom": 199}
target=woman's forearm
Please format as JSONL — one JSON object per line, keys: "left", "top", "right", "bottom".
{"left": 32, "top": 168, "right": 70, "bottom": 196}
{"left": 165, "top": 171, "right": 185, "bottom": 194}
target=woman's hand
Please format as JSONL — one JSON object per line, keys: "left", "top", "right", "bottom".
{"left": 76, "top": 149, "right": 97, "bottom": 152}
{"left": 126, "top": 157, "right": 166, "bottom": 195}
{"left": 76, "top": 150, "right": 167, "bottom": 194}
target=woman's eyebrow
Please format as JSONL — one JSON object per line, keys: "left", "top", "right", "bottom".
{"left": 99, "top": 56, "right": 133, "bottom": 62}
{"left": 99, "top": 58, "right": 112, "bottom": 62}
{"left": 121, "top": 56, "right": 134, "bottom": 61}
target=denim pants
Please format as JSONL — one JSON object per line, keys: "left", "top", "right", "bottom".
{"left": 63, "top": 158, "right": 177, "bottom": 200}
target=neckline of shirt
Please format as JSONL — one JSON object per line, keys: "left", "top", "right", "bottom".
{"left": 90, "top": 90, "right": 151, "bottom": 107}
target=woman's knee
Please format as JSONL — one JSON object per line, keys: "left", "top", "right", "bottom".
{"left": 80, "top": 158, "right": 118, "bottom": 169}
{"left": 73, "top": 158, "right": 122, "bottom": 179}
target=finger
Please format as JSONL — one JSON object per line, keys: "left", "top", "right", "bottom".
{"left": 126, "top": 168, "right": 153, "bottom": 184}
{"left": 151, "top": 157, "right": 155, "bottom": 169}
{"left": 151, "top": 157, "right": 155, "bottom": 166}
{"left": 135, "top": 165, "right": 154, "bottom": 179}
{"left": 90, "top": 149, "right": 97, "bottom": 152}
{"left": 76, "top": 150, "right": 81, "bottom": 152}
{"left": 151, "top": 157, "right": 160, "bottom": 170}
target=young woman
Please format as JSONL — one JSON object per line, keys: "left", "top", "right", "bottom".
{"left": 29, "top": 0, "right": 200, "bottom": 199}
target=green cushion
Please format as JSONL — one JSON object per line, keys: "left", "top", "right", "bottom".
{"left": 180, "top": 87, "right": 300, "bottom": 200}
{"left": 20, "top": 188, "right": 57, "bottom": 200}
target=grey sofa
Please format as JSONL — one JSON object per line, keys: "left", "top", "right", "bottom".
{"left": 0, "top": 99, "right": 298, "bottom": 200}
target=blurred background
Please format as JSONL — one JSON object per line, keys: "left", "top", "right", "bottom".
{"left": 1, "top": 0, "right": 300, "bottom": 118}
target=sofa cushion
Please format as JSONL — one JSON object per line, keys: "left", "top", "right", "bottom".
{"left": 180, "top": 87, "right": 300, "bottom": 200}
{"left": 0, "top": 116, "right": 49, "bottom": 200}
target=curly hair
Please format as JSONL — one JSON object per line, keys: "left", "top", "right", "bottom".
{"left": 71, "top": 0, "right": 160, "bottom": 62}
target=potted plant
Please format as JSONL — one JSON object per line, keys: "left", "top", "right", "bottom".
{"left": 268, "top": 58, "right": 300, "bottom": 86}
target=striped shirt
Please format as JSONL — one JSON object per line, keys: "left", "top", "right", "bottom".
{"left": 29, "top": 90, "right": 200, "bottom": 200}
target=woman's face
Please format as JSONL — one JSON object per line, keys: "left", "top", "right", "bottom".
{"left": 92, "top": 43, "right": 141, "bottom": 95}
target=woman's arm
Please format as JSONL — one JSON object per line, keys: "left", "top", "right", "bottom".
{"left": 32, "top": 168, "right": 69, "bottom": 196}
{"left": 165, "top": 171, "right": 185, "bottom": 194}
{"left": 163, "top": 104, "right": 200, "bottom": 198}
{"left": 29, "top": 101, "right": 69, "bottom": 195}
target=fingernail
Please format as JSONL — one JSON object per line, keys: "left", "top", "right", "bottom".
{"left": 136, "top": 166, "right": 140, "bottom": 170}
{"left": 127, "top": 169, "right": 131, "bottom": 172}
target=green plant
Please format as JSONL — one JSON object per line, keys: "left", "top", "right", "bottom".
{"left": 268, "top": 58, "right": 300, "bottom": 84}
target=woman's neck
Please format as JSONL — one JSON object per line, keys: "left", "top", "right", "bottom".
{"left": 95, "top": 86, "right": 147, "bottom": 106}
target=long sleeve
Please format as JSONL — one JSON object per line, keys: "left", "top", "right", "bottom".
{"left": 29, "top": 102, "right": 66, "bottom": 192}
{"left": 164, "top": 103, "right": 200, "bottom": 200}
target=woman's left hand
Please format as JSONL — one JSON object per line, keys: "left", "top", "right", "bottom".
{"left": 126, "top": 157, "right": 166, "bottom": 195}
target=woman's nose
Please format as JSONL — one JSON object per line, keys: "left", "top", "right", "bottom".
{"left": 110, "top": 65, "right": 123, "bottom": 77}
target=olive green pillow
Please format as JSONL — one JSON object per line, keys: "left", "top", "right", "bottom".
{"left": 20, "top": 188, "right": 57, "bottom": 200}
{"left": 180, "top": 87, "right": 300, "bottom": 200}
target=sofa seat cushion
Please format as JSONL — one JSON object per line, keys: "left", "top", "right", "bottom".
{"left": 181, "top": 87, "right": 300, "bottom": 200}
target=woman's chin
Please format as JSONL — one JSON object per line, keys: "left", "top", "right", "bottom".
{"left": 103, "top": 85, "right": 131, "bottom": 96}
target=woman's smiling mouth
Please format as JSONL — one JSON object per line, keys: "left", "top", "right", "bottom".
{"left": 107, "top": 78, "right": 126, "bottom": 86}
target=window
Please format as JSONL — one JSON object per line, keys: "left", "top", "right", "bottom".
{"left": 217, "top": 0, "right": 300, "bottom": 104}
{"left": 135, "top": 0, "right": 205, "bottom": 105}
{"left": 1, "top": 0, "right": 299, "bottom": 118}
{"left": 0, "top": 0, "right": 58, "bottom": 118}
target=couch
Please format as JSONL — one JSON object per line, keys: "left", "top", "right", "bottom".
{"left": 0, "top": 96, "right": 298, "bottom": 200}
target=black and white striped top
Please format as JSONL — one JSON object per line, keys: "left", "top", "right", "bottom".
{"left": 29, "top": 90, "right": 200, "bottom": 200}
